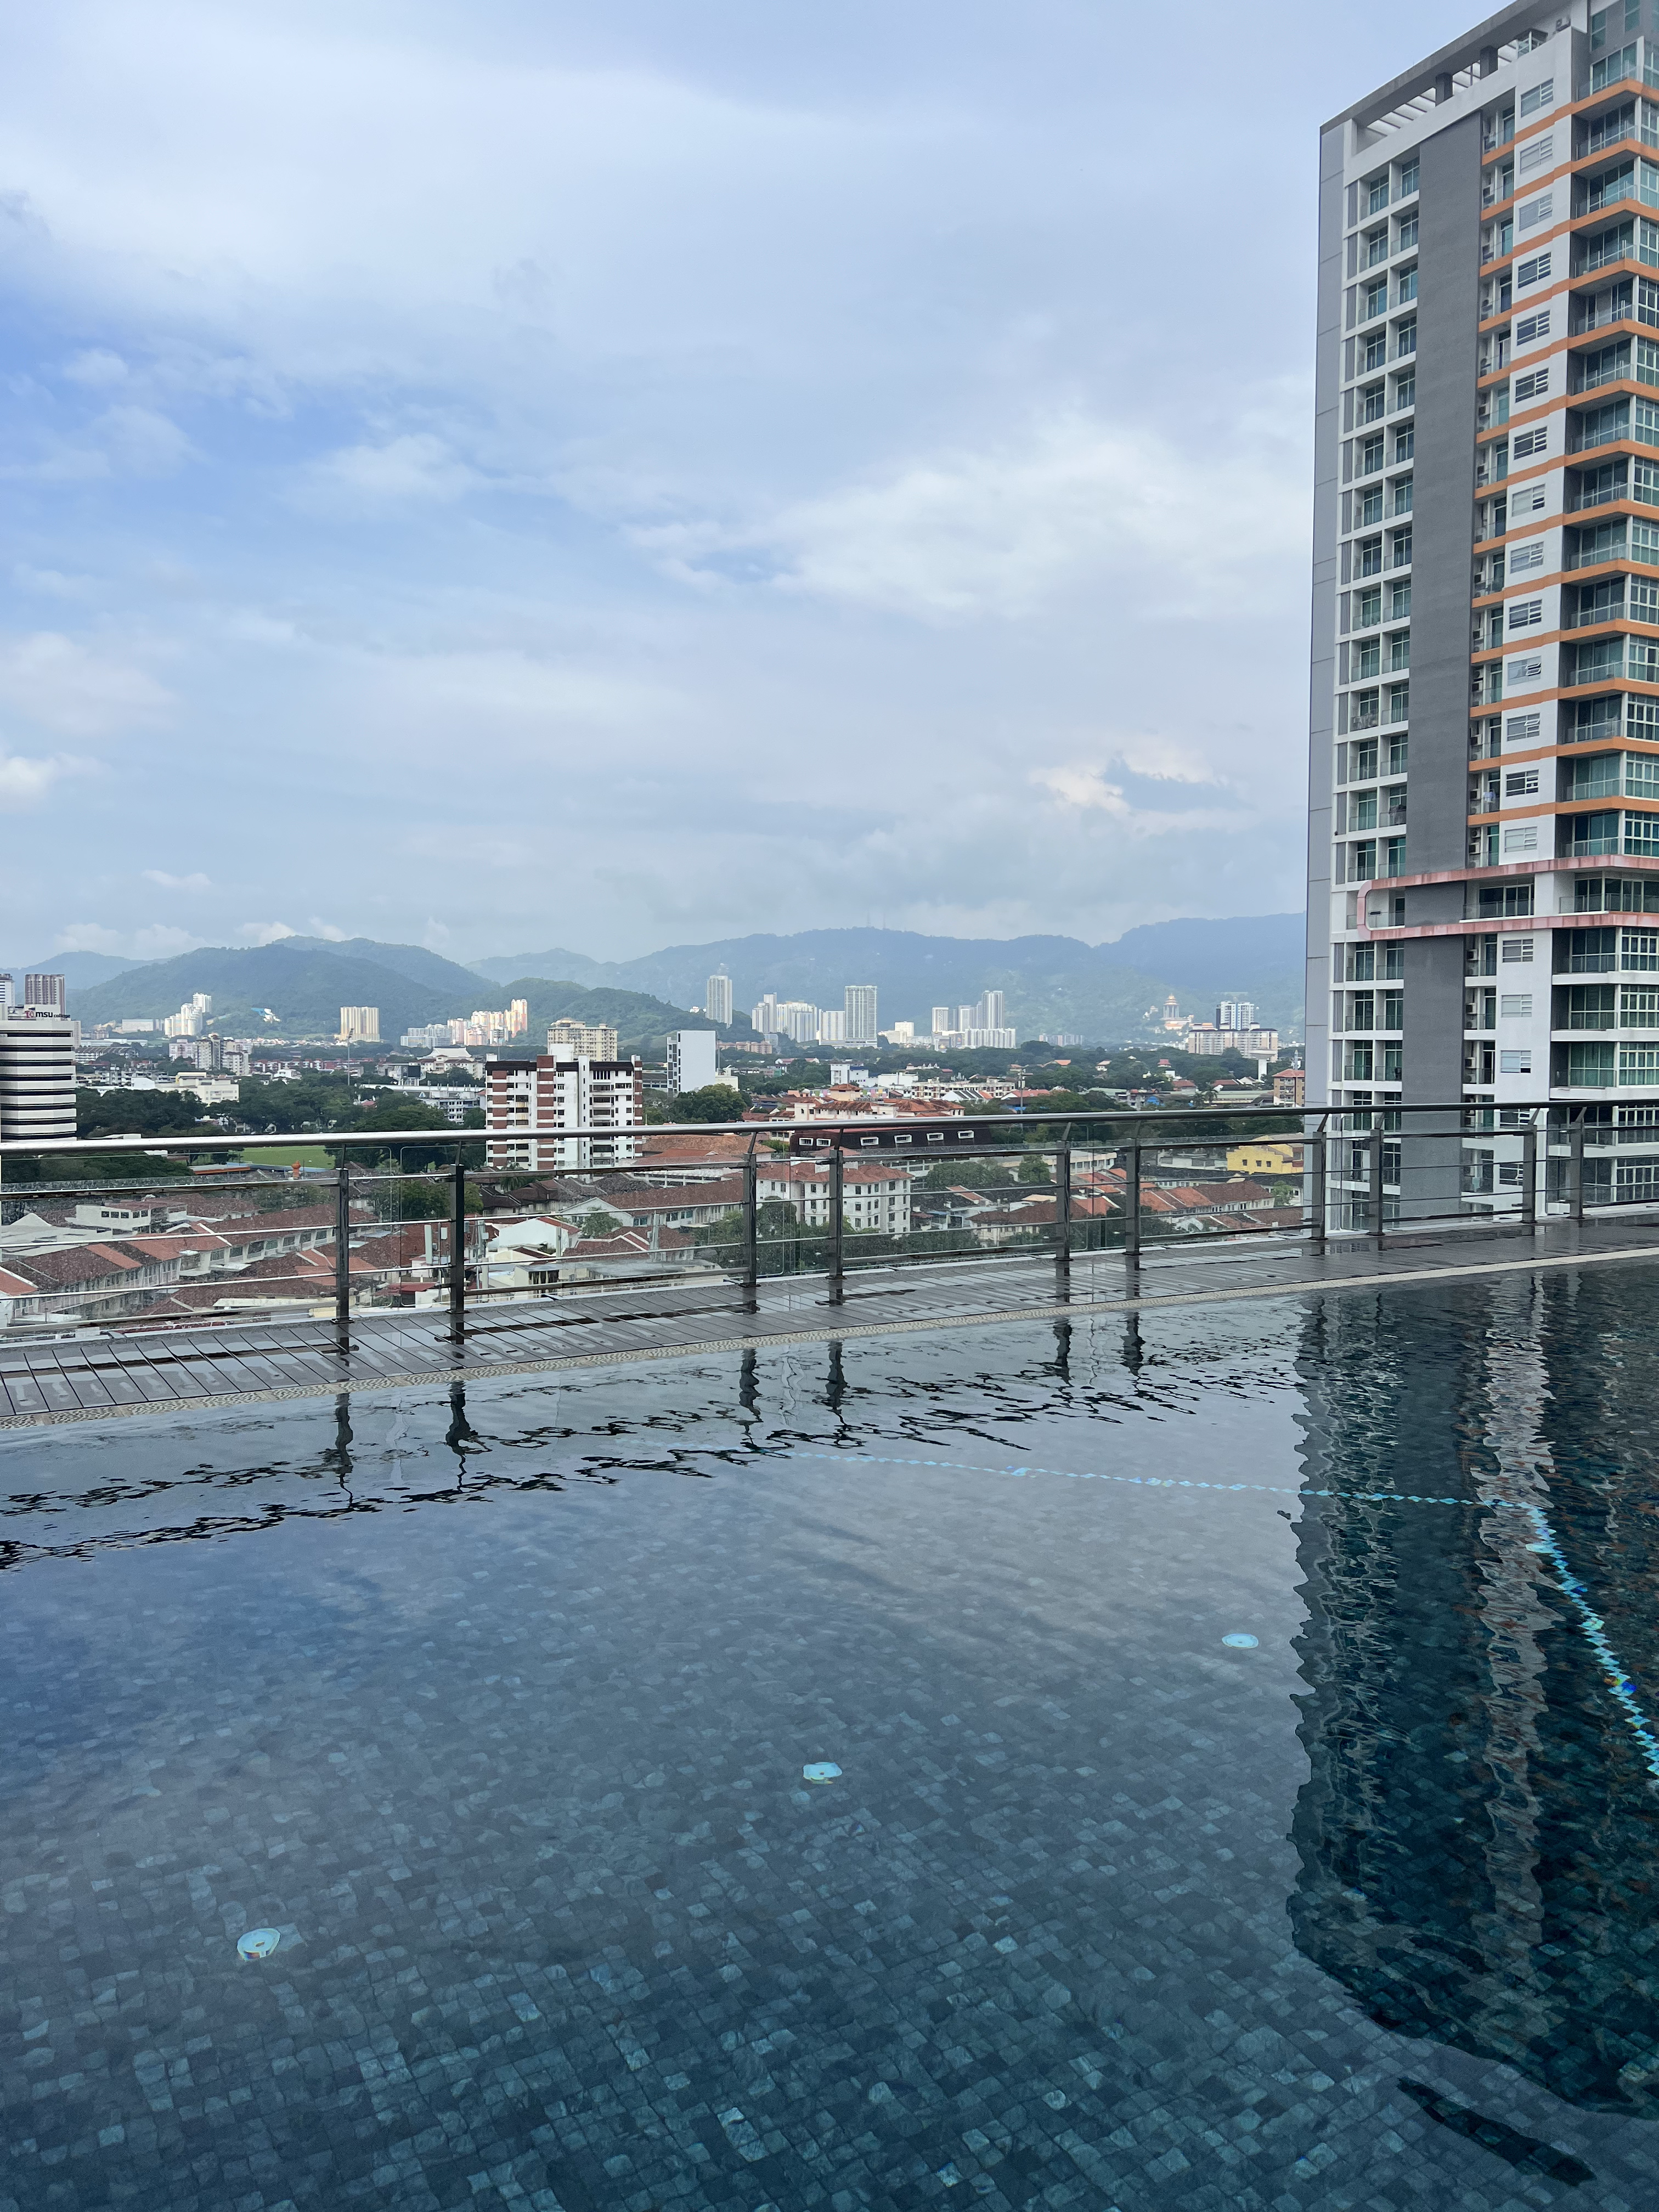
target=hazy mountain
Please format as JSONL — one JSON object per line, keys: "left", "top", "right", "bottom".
{"left": 68, "top": 940, "right": 750, "bottom": 1051}
{"left": 471, "top": 918, "right": 1306, "bottom": 1039}
{"left": 2, "top": 951, "right": 150, "bottom": 989}
{"left": 277, "top": 935, "right": 493, "bottom": 997}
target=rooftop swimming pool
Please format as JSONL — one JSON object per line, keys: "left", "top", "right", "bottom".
{"left": 3, "top": 1266, "right": 1659, "bottom": 2210}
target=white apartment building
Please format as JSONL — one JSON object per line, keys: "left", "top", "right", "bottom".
{"left": 0, "top": 1007, "right": 76, "bottom": 1144}
{"left": 705, "top": 972, "right": 734, "bottom": 1026}
{"left": 930, "top": 990, "right": 1017, "bottom": 1050}
{"left": 547, "top": 1018, "right": 618, "bottom": 1059}
{"left": 665, "top": 1029, "right": 724, "bottom": 1093}
{"left": 755, "top": 1158, "right": 913, "bottom": 1235}
{"left": 338, "top": 1006, "right": 380, "bottom": 1043}
{"left": 1312, "top": 3, "right": 1659, "bottom": 1210}
{"left": 484, "top": 1054, "right": 644, "bottom": 1172}
{"left": 163, "top": 994, "right": 212, "bottom": 1039}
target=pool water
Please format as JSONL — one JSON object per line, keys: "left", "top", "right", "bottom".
{"left": 3, "top": 1270, "right": 1658, "bottom": 2209}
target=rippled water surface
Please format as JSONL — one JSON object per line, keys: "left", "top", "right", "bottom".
{"left": 4, "top": 1272, "right": 1659, "bottom": 2210}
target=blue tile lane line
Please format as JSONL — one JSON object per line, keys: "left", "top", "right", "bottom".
{"left": 787, "top": 1452, "right": 1659, "bottom": 1792}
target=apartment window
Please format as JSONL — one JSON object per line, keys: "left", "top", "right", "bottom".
{"left": 1520, "top": 81, "right": 1554, "bottom": 119}
{"left": 1518, "top": 193, "right": 1553, "bottom": 229}
{"left": 1364, "top": 330, "right": 1387, "bottom": 371}
{"left": 1509, "top": 656, "right": 1544, "bottom": 685}
{"left": 1396, "top": 159, "right": 1418, "bottom": 199}
{"left": 1367, "top": 174, "right": 1390, "bottom": 215}
{"left": 1357, "top": 536, "right": 1383, "bottom": 577}
{"left": 1500, "top": 1049, "right": 1533, "bottom": 1073}
{"left": 1396, "top": 318, "right": 1417, "bottom": 356}
{"left": 1396, "top": 267, "right": 1418, "bottom": 306}
{"left": 1502, "top": 936, "right": 1536, "bottom": 961}
{"left": 1622, "top": 928, "right": 1659, "bottom": 967}
{"left": 1512, "top": 426, "right": 1548, "bottom": 460}
{"left": 1361, "top": 381, "right": 1386, "bottom": 422}
{"left": 1353, "top": 585, "right": 1381, "bottom": 627}
{"left": 1390, "top": 580, "right": 1412, "bottom": 618}
{"left": 1396, "top": 212, "right": 1419, "bottom": 251}
{"left": 1504, "top": 823, "right": 1541, "bottom": 852}
{"left": 1365, "top": 228, "right": 1390, "bottom": 268}
{"left": 1388, "top": 631, "right": 1410, "bottom": 672}
{"left": 1517, "top": 252, "right": 1552, "bottom": 287}
{"left": 1392, "top": 475, "right": 1414, "bottom": 515}
{"left": 1519, "top": 132, "right": 1555, "bottom": 173}
{"left": 1508, "top": 540, "right": 1544, "bottom": 573}
{"left": 1567, "top": 1041, "right": 1616, "bottom": 1082}
{"left": 1626, "top": 809, "right": 1659, "bottom": 853}
{"left": 1621, "top": 1042, "right": 1659, "bottom": 1080}
{"left": 1479, "top": 884, "right": 1536, "bottom": 916}
{"left": 1506, "top": 768, "right": 1541, "bottom": 794}
{"left": 1394, "top": 425, "right": 1415, "bottom": 463}
{"left": 1358, "top": 484, "right": 1384, "bottom": 525}
{"left": 1393, "top": 370, "right": 1416, "bottom": 408}
{"left": 1509, "top": 597, "right": 1544, "bottom": 629}
{"left": 1359, "top": 433, "right": 1385, "bottom": 473}
{"left": 1353, "top": 637, "right": 1381, "bottom": 679}
{"left": 1364, "top": 279, "right": 1389, "bottom": 320}
{"left": 1516, "top": 308, "right": 1551, "bottom": 342}
{"left": 1514, "top": 368, "right": 1549, "bottom": 403}
{"left": 1622, "top": 989, "right": 1659, "bottom": 1025}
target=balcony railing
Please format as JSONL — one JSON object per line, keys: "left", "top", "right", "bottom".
{"left": 1571, "top": 294, "right": 1659, "bottom": 334}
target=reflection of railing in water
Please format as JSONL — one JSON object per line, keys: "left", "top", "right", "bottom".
{"left": 2, "top": 1101, "right": 1658, "bottom": 1342}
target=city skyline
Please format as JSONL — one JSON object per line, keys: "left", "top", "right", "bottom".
{"left": 2, "top": 1, "right": 1468, "bottom": 968}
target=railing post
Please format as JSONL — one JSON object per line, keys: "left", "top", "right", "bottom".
{"left": 334, "top": 1153, "right": 352, "bottom": 1342}
{"left": 1570, "top": 1109, "right": 1586, "bottom": 1225}
{"left": 1310, "top": 1124, "right": 1328, "bottom": 1256}
{"left": 1125, "top": 1136, "right": 1141, "bottom": 1268}
{"left": 1055, "top": 1139, "right": 1071, "bottom": 1277}
{"left": 1521, "top": 1114, "right": 1538, "bottom": 1234}
{"left": 1369, "top": 1124, "right": 1385, "bottom": 1252}
{"left": 450, "top": 1155, "right": 467, "bottom": 1338}
{"left": 743, "top": 1142, "right": 759, "bottom": 1311}
{"left": 828, "top": 1140, "right": 844, "bottom": 1304}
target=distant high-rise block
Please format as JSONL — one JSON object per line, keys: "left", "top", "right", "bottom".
{"left": 24, "top": 973, "right": 65, "bottom": 1013}
{"left": 844, "top": 984, "right": 878, "bottom": 1045}
{"left": 706, "top": 973, "right": 734, "bottom": 1026}
{"left": 339, "top": 1006, "right": 380, "bottom": 1043}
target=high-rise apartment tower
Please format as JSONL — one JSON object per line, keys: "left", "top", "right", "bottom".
{"left": 1311, "top": 2, "right": 1659, "bottom": 1211}
{"left": 706, "top": 972, "right": 733, "bottom": 1026}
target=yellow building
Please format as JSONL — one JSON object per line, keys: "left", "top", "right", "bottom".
{"left": 1226, "top": 1141, "right": 1302, "bottom": 1176}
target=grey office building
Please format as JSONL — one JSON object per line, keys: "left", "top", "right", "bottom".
{"left": 1311, "top": 1, "right": 1659, "bottom": 1214}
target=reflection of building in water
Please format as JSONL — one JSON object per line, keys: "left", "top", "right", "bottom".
{"left": 1291, "top": 1274, "right": 1659, "bottom": 2114}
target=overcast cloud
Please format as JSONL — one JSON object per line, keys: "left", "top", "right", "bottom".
{"left": 1, "top": 1, "right": 1459, "bottom": 962}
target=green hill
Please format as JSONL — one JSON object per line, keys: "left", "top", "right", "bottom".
{"left": 70, "top": 941, "right": 754, "bottom": 1051}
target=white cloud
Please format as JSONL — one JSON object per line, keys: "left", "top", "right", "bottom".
{"left": 236, "top": 920, "right": 296, "bottom": 944}
{"left": 0, "top": 631, "right": 172, "bottom": 736}
{"left": 296, "top": 432, "right": 482, "bottom": 509}
{"left": 3, "top": 404, "right": 196, "bottom": 482}
{"left": 1031, "top": 761, "right": 1244, "bottom": 837}
{"left": 54, "top": 919, "right": 201, "bottom": 957}
{"left": 130, "top": 923, "right": 202, "bottom": 958}
{"left": 63, "top": 346, "right": 128, "bottom": 386}
{"left": 641, "top": 409, "right": 1310, "bottom": 622}
{"left": 0, "top": 750, "right": 71, "bottom": 807}
{"left": 143, "top": 868, "right": 212, "bottom": 890}
{"left": 306, "top": 917, "right": 348, "bottom": 939}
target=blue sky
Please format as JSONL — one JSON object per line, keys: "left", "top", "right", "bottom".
{"left": 1, "top": 0, "right": 1459, "bottom": 963}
